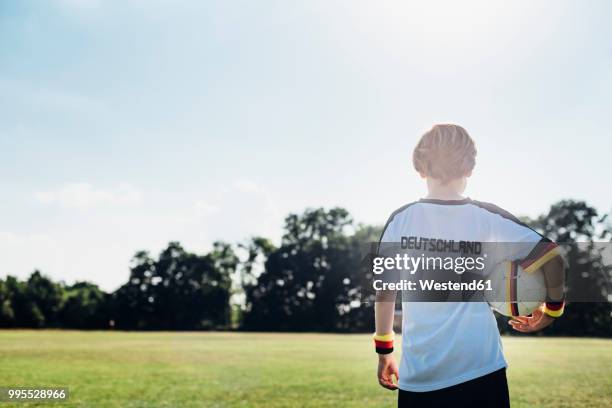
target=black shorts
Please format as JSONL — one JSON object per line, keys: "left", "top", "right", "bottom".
{"left": 398, "top": 368, "right": 510, "bottom": 408}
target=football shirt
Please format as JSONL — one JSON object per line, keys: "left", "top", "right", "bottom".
{"left": 378, "top": 197, "right": 558, "bottom": 392}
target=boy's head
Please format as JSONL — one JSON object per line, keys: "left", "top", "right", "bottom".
{"left": 412, "top": 124, "right": 477, "bottom": 185}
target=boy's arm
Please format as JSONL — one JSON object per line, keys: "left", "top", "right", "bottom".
{"left": 518, "top": 240, "right": 566, "bottom": 316}
{"left": 510, "top": 254, "right": 566, "bottom": 332}
{"left": 541, "top": 254, "right": 565, "bottom": 317}
{"left": 489, "top": 211, "right": 566, "bottom": 321}
{"left": 375, "top": 290, "right": 396, "bottom": 337}
{"left": 374, "top": 290, "right": 399, "bottom": 390}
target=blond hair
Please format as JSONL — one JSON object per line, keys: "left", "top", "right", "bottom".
{"left": 412, "top": 124, "right": 476, "bottom": 183}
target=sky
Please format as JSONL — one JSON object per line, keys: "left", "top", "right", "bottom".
{"left": 1, "top": 0, "right": 611, "bottom": 291}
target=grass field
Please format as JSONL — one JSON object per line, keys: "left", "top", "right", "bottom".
{"left": 0, "top": 331, "right": 610, "bottom": 407}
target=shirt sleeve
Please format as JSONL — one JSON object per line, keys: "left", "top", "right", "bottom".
{"left": 490, "top": 214, "right": 565, "bottom": 317}
{"left": 376, "top": 216, "right": 398, "bottom": 256}
{"left": 491, "top": 215, "right": 560, "bottom": 273}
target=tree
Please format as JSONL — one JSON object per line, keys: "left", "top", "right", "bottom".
{"left": 25, "top": 271, "right": 64, "bottom": 327}
{"left": 59, "top": 282, "right": 111, "bottom": 329}
{"left": 242, "top": 208, "right": 368, "bottom": 331}
{"left": 0, "top": 278, "right": 16, "bottom": 326}
{"left": 499, "top": 200, "right": 612, "bottom": 337}
{"left": 113, "top": 242, "right": 236, "bottom": 330}
{"left": 113, "top": 250, "right": 159, "bottom": 330}
{"left": 337, "top": 224, "right": 383, "bottom": 332}
{"left": 532, "top": 200, "right": 611, "bottom": 337}
{"left": 1, "top": 275, "right": 46, "bottom": 328}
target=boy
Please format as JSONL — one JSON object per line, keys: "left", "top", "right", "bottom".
{"left": 374, "top": 124, "right": 565, "bottom": 407}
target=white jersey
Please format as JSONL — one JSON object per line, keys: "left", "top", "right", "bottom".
{"left": 379, "top": 197, "right": 557, "bottom": 392}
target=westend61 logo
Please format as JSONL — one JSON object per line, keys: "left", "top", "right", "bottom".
{"left": 372, "top": 236, "right": 490, "bottom": 292}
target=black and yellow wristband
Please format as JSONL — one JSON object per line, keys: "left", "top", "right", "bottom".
{"left": 373, "top": 332, "right": 394, "bottom": 354}
{"left": 543, "top": 301, "right": 565, "bottom": 318}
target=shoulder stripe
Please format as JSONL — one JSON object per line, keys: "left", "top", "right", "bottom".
{"left": 468, "top": 200, "right": 550, "bottom": 241}
{"left": 377, "top": 201, "right": 418, "bottom": 254}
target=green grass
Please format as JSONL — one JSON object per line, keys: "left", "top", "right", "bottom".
{"left": 0, "top": 331, "right": 610, "bottom": 407}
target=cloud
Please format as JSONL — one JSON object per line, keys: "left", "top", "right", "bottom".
{"left": 12, "top": 179, "right": 285, "bottom": 290}
{"left": 233, "top": 179, "right": 259, "bottom": 193}
{"left": 34, "top": 182, "right": 142, "bottom": 209}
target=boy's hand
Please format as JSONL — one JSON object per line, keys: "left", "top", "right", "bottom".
{"left": 377, "top": 354, "right": 399, "bottom": 390}
{"left": 508, "top": 306, "right": 554, "bottom": 333}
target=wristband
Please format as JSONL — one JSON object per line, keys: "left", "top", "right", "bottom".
{"left": 373, "top": 332, "right": 394, "bottom": 354}
{"left": 543, "top": 301, "right": 565, "bottom": 318}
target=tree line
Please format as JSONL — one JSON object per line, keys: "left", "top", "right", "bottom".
{"left": 1, "top": 200, "right": 610, "bottom": 336}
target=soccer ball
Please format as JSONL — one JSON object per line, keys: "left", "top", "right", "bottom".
{"left": 485, "top": 260, "right": 546, "bottom": 317}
